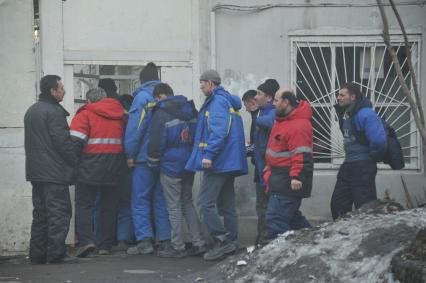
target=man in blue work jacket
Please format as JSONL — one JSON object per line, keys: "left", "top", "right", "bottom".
{"left": 185, "top": 70, "right": 248, "bottom": 261}
{"left": 253, "top": 78, "right": 279, "bottom": 246}
{"left": 124, "top": 62, "right": 171, "bottom": 255}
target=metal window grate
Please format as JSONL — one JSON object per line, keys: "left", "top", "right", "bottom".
{"left": 291, "top": 37, "right": 421, "bottom": 169}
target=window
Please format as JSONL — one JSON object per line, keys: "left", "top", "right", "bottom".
{"left": 291, "top": 37, "right": 421, "bottom": 169}
{"left": 72, "top": 65, "right": 146, "bottom": 108}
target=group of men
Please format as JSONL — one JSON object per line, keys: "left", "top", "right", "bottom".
{"left": 24, "top": 62, "right": 388, "bottom": 264}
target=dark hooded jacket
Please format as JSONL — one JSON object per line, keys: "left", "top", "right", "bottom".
{"left": 70, "top": 98, "right": 125, "bottom": 185}
{"left": 147, "top": 95, "right": 198, "bottom": 177}
{"left": 334, "top": 97, "right": 387, "bottom": 162}
{"left": 24, "top": 93, "right": 78, "bottom": 184}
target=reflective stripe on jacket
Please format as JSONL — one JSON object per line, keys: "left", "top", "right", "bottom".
{"left": 70, "top": 98, "right": 125, "bottom": 185}
{"left": 124, "top": 80, "right": 160, "bottom": 162}
{"left": 264, "top": 100, "right": 314, "bottom": 198}
{"left": 185, "top": 86, "right": 248, "bottom": 175}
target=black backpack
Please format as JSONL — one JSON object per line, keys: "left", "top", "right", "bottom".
{"left": 352, "top": 117, "right": 405, "bottom": 170}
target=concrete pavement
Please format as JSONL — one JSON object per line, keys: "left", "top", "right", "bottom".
{"left": 0, "top": 251, "right": 217, "bottom": 283}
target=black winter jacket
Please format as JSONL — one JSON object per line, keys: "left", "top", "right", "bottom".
{"left": 24, "top": 93, "right": 78, "bottom": 184}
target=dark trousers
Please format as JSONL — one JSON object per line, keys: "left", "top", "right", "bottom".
{"left": 29, "top": 182, "right": 71, "bottom": 263}
{"left": 266, "top": 194, "right": 311, "bottom": 239}
{"left": 198, "top": 171, "right": 238, "bottom": 242}
{"left": 330, "top": 160, "right": 378, "bottom": 220}
{"left": 255, "top": 183, "right": 269, "bottom": 245}
{"left": 116, "top": 172, "right": 134, "bottom": 242}
{"left": 75, "top": 183, "right": 118, "bottom": 249}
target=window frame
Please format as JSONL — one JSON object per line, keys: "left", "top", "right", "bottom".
{"left": 290, "top": 35, "right": 422, "bottom": 170}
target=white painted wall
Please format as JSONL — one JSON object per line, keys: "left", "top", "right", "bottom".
{"left": 62, "top": 0, "right": 192, "bottom": 64}
{"left": 206, "top": 0, "right": 426, "bottom": 218}
{"left": 0, "top": 0, "right": 36, "bottom": 255}
{"left": 1, "top": 0, "right": 425, "bottom": 254}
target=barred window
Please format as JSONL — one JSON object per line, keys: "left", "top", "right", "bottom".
{"left": 291, "top": 37, "right": 421, "bottom": 169}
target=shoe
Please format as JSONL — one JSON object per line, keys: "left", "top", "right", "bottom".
{"left": 75, "top": 243, "right": 96, "bottom": 258}
{"left": 30, "top": 257, "right": 46, "bottom": 264}
{"left": 98, "top": 249, "right": 111, "bottom": 255}
{"left": 157, "top": 245, "right": 186, "bottom": 258}
{"left": 114, "top": 241, "right": 128, "bottom": 251}
{"left": 127, "top": 239, "right": 154, "bottom": 255}
{"left": 157, "top": 240, "right": 171, "bottom": 252}
{"left": 203, "top": 240, "right": 237, "bottom": 261}
{"left": 49, "top": 254, "right": 79, "bottom": 264}
{"left": 187, "top": 245, "right": 207, "bottom": 256}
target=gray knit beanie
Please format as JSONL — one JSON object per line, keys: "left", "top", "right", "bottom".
{"left": 200, "top": 69, "right": 221, "bottom": 84}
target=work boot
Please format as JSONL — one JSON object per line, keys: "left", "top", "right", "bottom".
{"left": 49, "top": 254, "right": 79, "bottom": 264}
{"left": 156, "top": 240, "right": 171, "bottom": 253}
{"left": 127, "top": 239, "right": 154, "bottom": 255}
{"left": 116, "top": 241, "right": 128, "bottom": 251}
{"left": 75, "top": 243, "right": 96, "bottom": 258}
{"left": 158, "top": 244, "right": 186, "bottom": 258}
{"left": 203, "top": 240, "right": 237, "bottom": 261}
{"left": 187, "top": 244, "right": 207, "bottom": 256}
{"left": 98, "top": 248, "right": 111, "bottom": 255}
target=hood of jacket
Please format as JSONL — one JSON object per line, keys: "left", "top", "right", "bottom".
{"left": 132, "top": 80, "right": 161, "bottom": 98}
{"left": 333, "top": 96, "right": 372, "bottom": 131}
{"left": 212, "top": 86, "right": 242, "bottom": 111}
{"left": 78, "top": 98, "right": 124, "bottom": 120}
{"left": 276, "top": 100, "right": 312, "bottom": 122}
{"left": 334, "top": 96, "right": 373, "bottom": 118}
{"left": 156, "top": 95, "right": 197, "bottom": 121}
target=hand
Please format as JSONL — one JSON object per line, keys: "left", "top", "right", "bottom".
{"left": 291, "top": 179, "right": 302, "bottom": 191}
{"left": 127, "top": 159, "right": 134, "bottom": 168}
{"left": 202, "top": 158, "right": 212, "bottom": 169}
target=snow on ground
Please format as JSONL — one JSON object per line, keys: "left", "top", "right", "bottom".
{"left": 199, "top": 202, "right": 426, "bottom": 283}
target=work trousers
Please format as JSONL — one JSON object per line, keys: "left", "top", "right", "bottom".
{"left": 29, "top": 182, "right": 72, "bottom": 263}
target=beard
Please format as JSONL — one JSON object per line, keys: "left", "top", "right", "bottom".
{"left": 275, "top": 108, "right": 287, "bottom": 117}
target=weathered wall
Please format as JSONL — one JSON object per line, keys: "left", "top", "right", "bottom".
{"left": 0, "top": 0, "right": 36, "bottom": 255}
{"left": 1, "top": 0, "right": 425, "bottom": 255}
{"left": 205, "top": 0, "right": 426, "bottom": 220}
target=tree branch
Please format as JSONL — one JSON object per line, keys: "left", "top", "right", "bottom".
{"left": 389, "top": 0, "right": 425, "bottom": 128}
{"left": 376, "top": 0, "right": 426, "bottom": 142}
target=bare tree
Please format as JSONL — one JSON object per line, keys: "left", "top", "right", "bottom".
{"left": 377, "top": 0, "right": 426, "bottom": 176}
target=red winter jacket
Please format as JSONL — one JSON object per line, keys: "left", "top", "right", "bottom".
{"left": 70, "top": 98, "right": 126, "bottom": 185}
{"left": 264, "top": 100, "right": 314, "bottom": 198}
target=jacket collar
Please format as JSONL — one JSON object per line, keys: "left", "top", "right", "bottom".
{"left": 39, "top": 93, "right": 70, "bottom": 116}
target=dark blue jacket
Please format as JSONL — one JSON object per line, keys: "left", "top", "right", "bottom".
{"left": 185, "top": 86, "right": 248, "bottom": 175}
{"left": 147, "top": 95, "right": 197, "bottom": 177}
{"left": 124, "top": 80, "right": 160, "bottom": 163}
{"left": 254, "top": 102, "right": 275, "bottom": 187}
{"left": 335, "top": 97, "right": 387, "bottom": 162}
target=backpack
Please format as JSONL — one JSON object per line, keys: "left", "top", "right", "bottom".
{"left": 352, "top": 117, "right": 405, "bottom": 170}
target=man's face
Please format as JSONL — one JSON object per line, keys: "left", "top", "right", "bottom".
{"left": 243, "top": 99, "right": 258, "bottom": 112}
{"left": 51, "top": 80, "right": 65, "bottom": 102}
{"left": 337, "top": 88, "right": 356, "bottom": 107}
{"left": 200, "top": 80, "right": 215, "bottom": 96}
{"left": 155, "top": 93, "right": 168, "bottom": 101}
{"left": 255, "top": 90, "right": 272, "bottom": 108}
{"left": 273, "top": 91, "right": 289, "bottom": 117}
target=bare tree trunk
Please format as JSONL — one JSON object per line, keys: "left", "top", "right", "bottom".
{"left": 388, "top": 0, "right": 425, "bottom": 128}
{"left": 376, "top": 0, "right": 426, "bottom": 176}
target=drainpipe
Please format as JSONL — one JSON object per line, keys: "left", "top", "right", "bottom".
{"left": 210, "top": 10, "right": 216, "bottom": 69}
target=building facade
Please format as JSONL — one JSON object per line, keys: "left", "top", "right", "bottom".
{"left": 0, "top": 0, "right": 425, "bottom": 254}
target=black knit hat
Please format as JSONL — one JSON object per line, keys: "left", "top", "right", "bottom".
{"left": 98, "top": 78, "right": 117, "bottom": 93}
{"left": 257, "top": 79, "right": 280, "bottom": 97}
{"left": 139, "top": 62, "right": 159, "bottom": 83}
